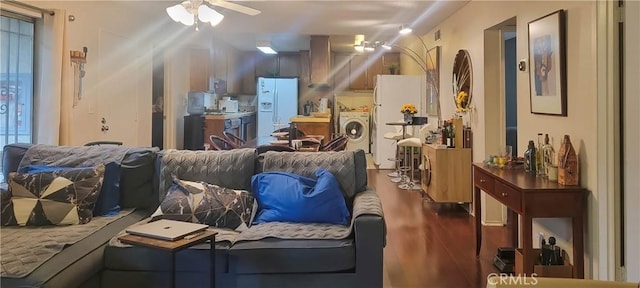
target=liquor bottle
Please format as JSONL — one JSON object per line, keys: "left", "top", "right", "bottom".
{"left": 536, "top": 133, "right": 546, "bottom": 176}
{"left": 542, "top": 134, "right": 555, "bottom": 174}
{"left": 441, "top": 121, "right": 449, "bottom": 146}
{"left": 448, "top": 122, "right": 455, "bottom": 148}
{"left": 524, "top": 140, "right": 537, "bottom": 173}
{"left": 288, "top": 122, "right": 297, "bottom": 147}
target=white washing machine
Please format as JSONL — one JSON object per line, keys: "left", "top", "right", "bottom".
{"left": 339, "top": 111, "right": 370, "bottom": 152}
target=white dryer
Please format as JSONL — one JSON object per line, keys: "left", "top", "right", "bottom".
{"left": 339, "top": 111, "right": 370, "bottom": 152}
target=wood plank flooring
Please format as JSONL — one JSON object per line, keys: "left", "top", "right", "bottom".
{"left": 369, "top": 169, "right": 510, "bottom": 288}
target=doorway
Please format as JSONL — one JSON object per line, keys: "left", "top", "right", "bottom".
{"left": 152, "top": 49, "right": 164, "bottom": 149}
{"left": 482, "top": 17, "right": 518, "bottom": 226}
{"left": 504, "top": 32, "right": 518, "bottom": 157}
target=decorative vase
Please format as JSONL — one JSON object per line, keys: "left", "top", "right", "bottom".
{"left": 403, "top": 113, "right": 413, "bottom": 124}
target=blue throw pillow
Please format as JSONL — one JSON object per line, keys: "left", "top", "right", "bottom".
{"left": 20, "top": 162, "right": 121, "bottom": 216}
{"left": 251, "top": 169, "right": 350, "bottom": 225}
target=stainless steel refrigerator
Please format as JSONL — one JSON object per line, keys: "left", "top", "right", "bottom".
{"left": 372, "top": 75, "right": 424, "bottom": 169}
{"left": 257, "top": 77, "right": 299, "bottom": 137}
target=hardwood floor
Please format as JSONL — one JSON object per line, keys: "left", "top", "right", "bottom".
{"left": 369, "top": 169, "right": 510, "bottom": 288}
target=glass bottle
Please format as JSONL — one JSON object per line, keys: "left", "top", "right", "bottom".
{"left": 524, "top": 140, "right": 537, "bottom": 173}
{"left": 542, "top": 134, "right": 555, "bottom": 174}
{"left": 441, "top": 121, "right": 449, "bottom": 146}
{"left": 536, "top": 133, "right": 546, "bottom": 176}
{"left": 448, "top": 122, "right": 455, "bottom": 148}
{"left": 288, "top": 122, "right": 297, "bottom": 147}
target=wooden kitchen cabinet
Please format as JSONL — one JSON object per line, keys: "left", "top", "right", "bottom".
{"left": 332, "top": 52, "right": 400, "bottom": 90}
{"left": 366, "top": 55, "right": 384, "bottom": 89}
{"left": 240, "top": 52, "right": 257, "bottom": 94}
{"left": 189, "top": 48, "right": 210, "bottom": 91}
{"left": 291, "top": 119, "right": 333, "bottom": 145}
{"left": 349, "top": 54, "right": 368, "bottom": 90}
{"left": 278, "top": 53, "right": 300, "bottom": 77}
{"left": 421, "top": 144, "right": 472, "bottom": 203}
{"left": 255, "top": 54, "right": 278, "bottom": 77}
{"left": 332, "top": 53, "right": 351, "bottom": 91}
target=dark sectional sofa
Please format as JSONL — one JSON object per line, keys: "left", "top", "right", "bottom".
{"left": 1, "top": 143, "right": 159, "bottom": 288}
{"left": 1, "top": 144, "right": 386, "bottom": 288}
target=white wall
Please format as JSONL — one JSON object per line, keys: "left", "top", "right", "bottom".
{"left": 31, "top": 1, "right": 198, "bottom": 147}
{"left": 624, "top": 0, "right": 640, "bottom": 281}
{"left": 402, "top": 0, "right": 605, "bottom": 279}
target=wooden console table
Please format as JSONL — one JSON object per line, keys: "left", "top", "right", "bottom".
{"left": 473, "top": 163, "right": 588, "bottom": 278}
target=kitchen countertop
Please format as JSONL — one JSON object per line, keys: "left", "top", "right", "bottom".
{"left": 203, "top": 111, "right": 256, "bottom": 119}
{"left": 290, "top": 115, "right": 331, "bottom": 123}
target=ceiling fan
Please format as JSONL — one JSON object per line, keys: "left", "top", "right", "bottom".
{"left": 207, "top": 0, "right": 261, "bottom": 16}
{"left": 166, "top": 0, "right": 260, "bottom": 29}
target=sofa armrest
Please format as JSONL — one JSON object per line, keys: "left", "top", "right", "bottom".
{"left": 353, "top": 189, "right": 386, "bottom": 287}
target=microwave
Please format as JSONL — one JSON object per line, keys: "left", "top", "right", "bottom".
{"left": 219, "top": 99, "right": 238, "bottom": 113}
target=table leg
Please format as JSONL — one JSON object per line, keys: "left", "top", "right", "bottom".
{"left": 171, "top": 251, "right": 176, "bottom": 288}
{"left": 210, "top": 235, "right": 216, "bottom": 288}
{"left": 520, "top": 214, "right": 533, "bottom": 276}
{"left": 474, "top": 186, "right": 482, "bottom": 256}
{"left": 573, "top": 214, "right": 585, "bottom": 278}
{"left": 508, "top": 209, "right": 518, "bottom": 248}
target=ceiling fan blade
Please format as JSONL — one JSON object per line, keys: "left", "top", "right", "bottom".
{"left": 207, "top": 0, "right": 261, "bottom": 16}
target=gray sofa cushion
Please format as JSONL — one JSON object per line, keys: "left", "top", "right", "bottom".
{"left": 158, "top": 149, "right": 256, "bottom": 202}
{"left": 352, "top": 149, "right": 368, "bottom": 193}
{"left": 1, "top": 143, "right": 31, "bottom": 181}
{"left": 260, "top": 151, "right": 357, "bottom": 201}
{"left": 229, "top": 238, "right": 355, "bottom": 274}
{"left": 119, "top": 147, "right": 159, "bottom": 210}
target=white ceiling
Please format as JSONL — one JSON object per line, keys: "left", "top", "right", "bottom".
{"left": 128, "top": 0, "right": 470, "bottom": 52}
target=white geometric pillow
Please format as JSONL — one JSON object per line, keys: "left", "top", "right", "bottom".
{"left": 1, "top": 165, "right": 105, "bottom": 226}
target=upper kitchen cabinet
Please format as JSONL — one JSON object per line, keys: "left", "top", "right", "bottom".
{"left": 189, "top": 48, "right": 211, "bottom": 92}
{"left": 254, "top": 54, "right": 278, "bottom": 77}
{"left": 240, "top": 52, "right": 257, "bottom": 95}
{"left": 349, "top": 54, "right": 368, "bottom": 90}
{"left": 239, "top": 52, "right": 302, "bottom": 95}
{"left": 278, "top": 53, "right": 300, "bottom": 77}
{"left": 332, "top": 52, "right": 400, "bottom": 91}
{"left": 332, "top": 53, "right": 351, "bottom": 91}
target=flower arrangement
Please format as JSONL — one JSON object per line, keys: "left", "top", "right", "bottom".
{"left": 455, "top": 91, "right": 471, "bottom": 113}
{"left": 400, "top": 103, "right": 417, "bottom": 115}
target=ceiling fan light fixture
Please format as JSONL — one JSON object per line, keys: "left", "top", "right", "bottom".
{"left": 399, "top": 25, "right": 413, "bottom": 35}
{"left": 166, "top": 3, "right": 194, "bottom": 26}
{"left": 257, "top": 41, "right": 278, "bottom": 54}
{"left": 198, "top": 4, "right": 224, "bottom": 26}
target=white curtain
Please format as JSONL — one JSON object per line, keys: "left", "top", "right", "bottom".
{"left": 35, "top": 9, "right": 71, "bottom": 145}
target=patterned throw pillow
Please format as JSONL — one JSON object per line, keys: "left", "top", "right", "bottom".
{"left": 153, "top": 176, "right": 257, "bottom": 231}
{"left": 1, "top": 165, "right": 105, "bottom": 226}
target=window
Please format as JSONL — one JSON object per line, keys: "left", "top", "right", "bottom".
{"left": 0, "top": 13, "right": 35, "bottom": 181}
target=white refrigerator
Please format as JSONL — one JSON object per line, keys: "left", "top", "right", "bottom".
{"left": 257, "top": 77, "right": 299, "bottom": 137}
{"left": 372, "top": 75, "right": 424, "bottom": 169}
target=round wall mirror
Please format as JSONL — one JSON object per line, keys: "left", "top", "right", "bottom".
{"left": 452, "top": 49, "right": 472, "bottom": 112}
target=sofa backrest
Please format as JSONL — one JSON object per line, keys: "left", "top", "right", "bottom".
{"left": 259, "top": 149, "right": 368, "bottom": 203}
{"left": 1, "top": 143, "right": 159, "bottom": 210}
{"left": 158, "top": 148, "right": 256, "bottom": 202}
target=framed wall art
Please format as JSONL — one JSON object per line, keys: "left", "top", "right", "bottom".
{"left": 528, "top": 10, "right": 567, "bottom": 116}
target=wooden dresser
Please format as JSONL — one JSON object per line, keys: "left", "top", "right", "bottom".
{"left": 421, "top": 144, "right": 472, "bottom": 203}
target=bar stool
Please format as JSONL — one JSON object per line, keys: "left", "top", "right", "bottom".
{"left": 397, "top": 124, "right": 432, "bottom": 190}
{"left": 384, "top": 122, "right": 413, "bottom": 182}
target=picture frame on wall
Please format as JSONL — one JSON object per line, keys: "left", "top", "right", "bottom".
{"left": 426, "top": 46, "right": 441, "bottom": 117}
{"left": 528, "top": 10, "right": 567, "bottom": 116}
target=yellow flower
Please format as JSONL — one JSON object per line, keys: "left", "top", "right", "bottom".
{"left": 455, "top": 91, "right": 470, "bottom": 113}
{"left": 400, "top": 103, "right": 417, "bottom": 115}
